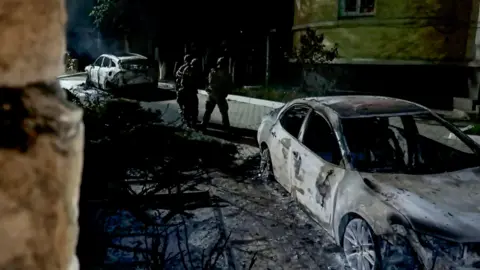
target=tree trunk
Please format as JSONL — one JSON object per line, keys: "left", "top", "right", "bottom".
{"left": 0, "top": 0, "right": 84, "bottom": 269}
{"left": 124, "top": 35, "right": 130, "bottom": 52}
{"left": 159, "top": 61, "right": 167, "bottom": 80}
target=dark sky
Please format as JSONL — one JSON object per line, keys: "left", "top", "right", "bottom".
{"left": 66, "top": 0, "right": 96, "bottom": 32}
{"left": 65, "top": 0, "right": 293, "bottom": 58}
{"left": 66, "top": 0, "right": 293, "bottom": 35}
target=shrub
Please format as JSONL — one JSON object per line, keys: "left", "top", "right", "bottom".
{"left": 291, "top": 28, "right": 339, "bottom": 93}
{"left": 68, "top": 91, "right": 245, "bottom": 269}
{"left": 233, "top": 87, "right": 309, "bottom": 103}
{"left": 291, "top": 28, "right": 338, "bottom": 68}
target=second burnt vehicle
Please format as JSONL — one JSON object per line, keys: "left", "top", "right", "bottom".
{"left": 85, "top": 52, "right": 159, "bottom": 91}
{"left": 257, "top": 95, "right": 480, "bottom": 269}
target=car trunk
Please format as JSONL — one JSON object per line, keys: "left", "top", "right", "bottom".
{"left": 120, "top": 59, "right": 158, "bottom": 85}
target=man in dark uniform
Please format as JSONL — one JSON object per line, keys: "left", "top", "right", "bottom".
{"left": 200, "top": 57, "right": 232, "bottom": 131}
{"left": 180, "top": 58, "right": 203, "bottom": 127}
{"left": 175, "top": 54, "right": 192, "bottom": 115}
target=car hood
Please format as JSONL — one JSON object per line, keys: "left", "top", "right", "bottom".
{"left": 360, "top": 167, "right": 480, "bottom": 242}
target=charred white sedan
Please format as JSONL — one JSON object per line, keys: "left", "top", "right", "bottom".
{"left": 257, "top": 96, "right": 480, "bottom": 269}
{"left": 85, "top": 53, "right": 159, "bottom": 90}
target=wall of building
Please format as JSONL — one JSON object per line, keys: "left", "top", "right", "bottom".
{"left": 293, "top": 0, "right": 479, "bottom": 61}
{"left": 284, "top": 62, "right": 468, "bottom": 109}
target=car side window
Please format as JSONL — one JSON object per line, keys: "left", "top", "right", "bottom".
{"left": 102, "top": 58, "right": 111, "bottom": 67}
{"left": 94, "top": 57, "right": 103, "bottom": 67}
{"left": 279, "top": 106, "right": 310, "bottom": 138}
{"left": 302, "top": 112, "right": 343, "bottom": 165}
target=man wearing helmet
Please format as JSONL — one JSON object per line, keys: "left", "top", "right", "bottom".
{"left": 175, "top": 54, "right": 193, "bottom": 115}
{"left": 200, "top": 57, "right": 232, "bottom": 131}
{"left": 180, "top": 58, "right": 204, "bottom": 127}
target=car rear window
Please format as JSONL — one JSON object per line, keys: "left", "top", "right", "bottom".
{"left": 121, "top": 59, "right": 150, "bottom": 71}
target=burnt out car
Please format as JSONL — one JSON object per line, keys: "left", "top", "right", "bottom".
{"left": 257, "top": 95, "right": 480, "bottom": 269}
{"left": 85, "top": 53, "right": 159, "bottom": 90}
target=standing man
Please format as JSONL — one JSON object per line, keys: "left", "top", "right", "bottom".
{"left": 175, "top": 54, "right": 192, "bottom": 115}
{"left": 181, "top": 58, "right": 203, "bottom": 127}
{"left": 200, "top": 57, "right": 232, "bottom": 131}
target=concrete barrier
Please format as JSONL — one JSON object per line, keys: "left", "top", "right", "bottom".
{"left": 61, "top": 74, "right": 468, "bottom": 124}
{"left": 198, "top": 90, "right": 284, "bottom": 109}
{"left": 158, "top": 80, "right": 285, "bottom": 109}
{"left": 57, "top": 72, "right": 87, "bottom": 79}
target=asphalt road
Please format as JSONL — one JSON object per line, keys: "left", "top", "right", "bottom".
{"left": 59, "top": 73, "right": 476, "bottom": 270}
{"left": 60, "top": 74, "right": 347, "bottom": 269}
{"left": 59, "top": 74, "right": 275, "bottom": 133}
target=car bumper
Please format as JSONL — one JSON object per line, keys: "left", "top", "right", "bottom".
{"left": 107, "top": 77, "right": 157, "bottom": 88}
{"left": 125, "top": 77, "right": 156, "bottom": 85}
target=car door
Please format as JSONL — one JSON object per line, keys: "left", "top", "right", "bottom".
{"left": 269, "top": 105, "right": 311, "bottom": 192}
{"left": 90, "top": 57, "right": 104, "bottom": 87}
{"left": 98, "top": 57, "right": 112, "bottom": 90}
{"left": 289, "top": 111, "right": 346, "bottom": 230}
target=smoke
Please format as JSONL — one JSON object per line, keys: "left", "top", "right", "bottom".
{"left": 65, "top": 0, "right": 123, "bottom": 68}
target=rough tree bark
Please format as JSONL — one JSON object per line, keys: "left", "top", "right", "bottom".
{"left": 0, "top": 0, "right": 84, "bottom": 269}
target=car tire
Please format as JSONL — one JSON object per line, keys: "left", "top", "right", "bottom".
{"left": 260, "top": 147, "right": 274, "bottom": 182}
{"left": 342, "top": 218, "right": 381, "bottom": 270}
{"left": 149, "top": 82, "right": 158, "bottom": 90}
{"left": 85, "top": 74, "right": 93, "bottom": 89}
{"left": 342, "top": 218, "right": 421, "bottom": 270}
{"left": 104, "top": 80, "right": 113, "bottom": 92}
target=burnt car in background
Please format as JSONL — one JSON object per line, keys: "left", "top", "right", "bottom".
{"left": 85, "top": 53, "right": 159, "bottom": 91}
{"left": 257, "top": 95, "right": 480, "bottom": 269}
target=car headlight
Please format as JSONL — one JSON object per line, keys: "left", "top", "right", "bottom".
{"left": 419, "top": 234, "right": 466, "bottom": 262}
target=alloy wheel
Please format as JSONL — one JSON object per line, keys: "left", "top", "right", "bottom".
{"left": 259, "top": 147, "right": 273, "bottom": 182}
{"left": 343, "top": 218, "right": 378, "bottom": 270}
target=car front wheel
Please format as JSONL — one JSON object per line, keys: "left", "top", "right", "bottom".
{"left": 85, "top": 74, "right": 93, "bottom": 89}
{"left": 342, "top": 218, "right": 380, "bottom": 270}
{"left": 99, "top": 78, "right": 106, "bottom": 90}
{"left": 343, "top": 218, "right": 421, "bottom": 270}
{"left": 148, "top": 82, "right": 158, "bottom": 90}
{"left": 259, "top": 147, "right": 274, "bottom": 182}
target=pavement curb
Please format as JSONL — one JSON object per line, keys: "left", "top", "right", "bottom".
{"left": 158, "top": 81, "right": 465, "bottom": 118}
{"left": 158, "top": 81, "right": 284, "bottom": 108}
{"left": 57, "top": 72, "right": 87, "bottom": 79}
{"left": 68, "top": 77, "right": 473, "bottom": 123}
{"left": 197, "top": 90, "right": 285, "bottom": 108}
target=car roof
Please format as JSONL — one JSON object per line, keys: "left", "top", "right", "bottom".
{"left": 295, "top": 95, "right": 429, "bottom": 118}
{"left": 101, "top": 52, "right": 147, "bottom": 61}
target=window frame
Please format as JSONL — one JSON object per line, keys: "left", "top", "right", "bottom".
{"left": 339, "top": 0, "right": 375, "bottom": 18}
{"left": 278, "top": 104, "right": 312, "bottom": 138}
{"left": 93, "top": 56, "right": 104, "bottom": 67}
{"left": 299, "top": 110, "right": 345, "bottom": 167}
{"left": 339, "top": 112, "right": 480, "bottom": 173}
{"left": 102, "top": 57, "right": 112, "bottom": 68}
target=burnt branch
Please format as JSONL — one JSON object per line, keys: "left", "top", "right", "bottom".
{"left": 69, "top": 88, "right": 246, "bottom": 269}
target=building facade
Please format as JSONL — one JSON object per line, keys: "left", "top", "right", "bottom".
{"left": 292, "top": 0, "right": 480, "bottom": 109}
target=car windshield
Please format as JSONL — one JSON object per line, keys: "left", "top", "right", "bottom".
{"left": 120, "top": 59, "right": 150, "bottom": 71}
{"left": 341, "top": 113, "right": 480, "bottom": 174}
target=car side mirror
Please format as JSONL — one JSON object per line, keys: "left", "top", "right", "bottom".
{"left": 84, "top": 66, "right": 90, "bottom": 72}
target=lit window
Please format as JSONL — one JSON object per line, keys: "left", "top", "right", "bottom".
{"left": 340, "top": 0, "right": 375, "bottom": 17}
